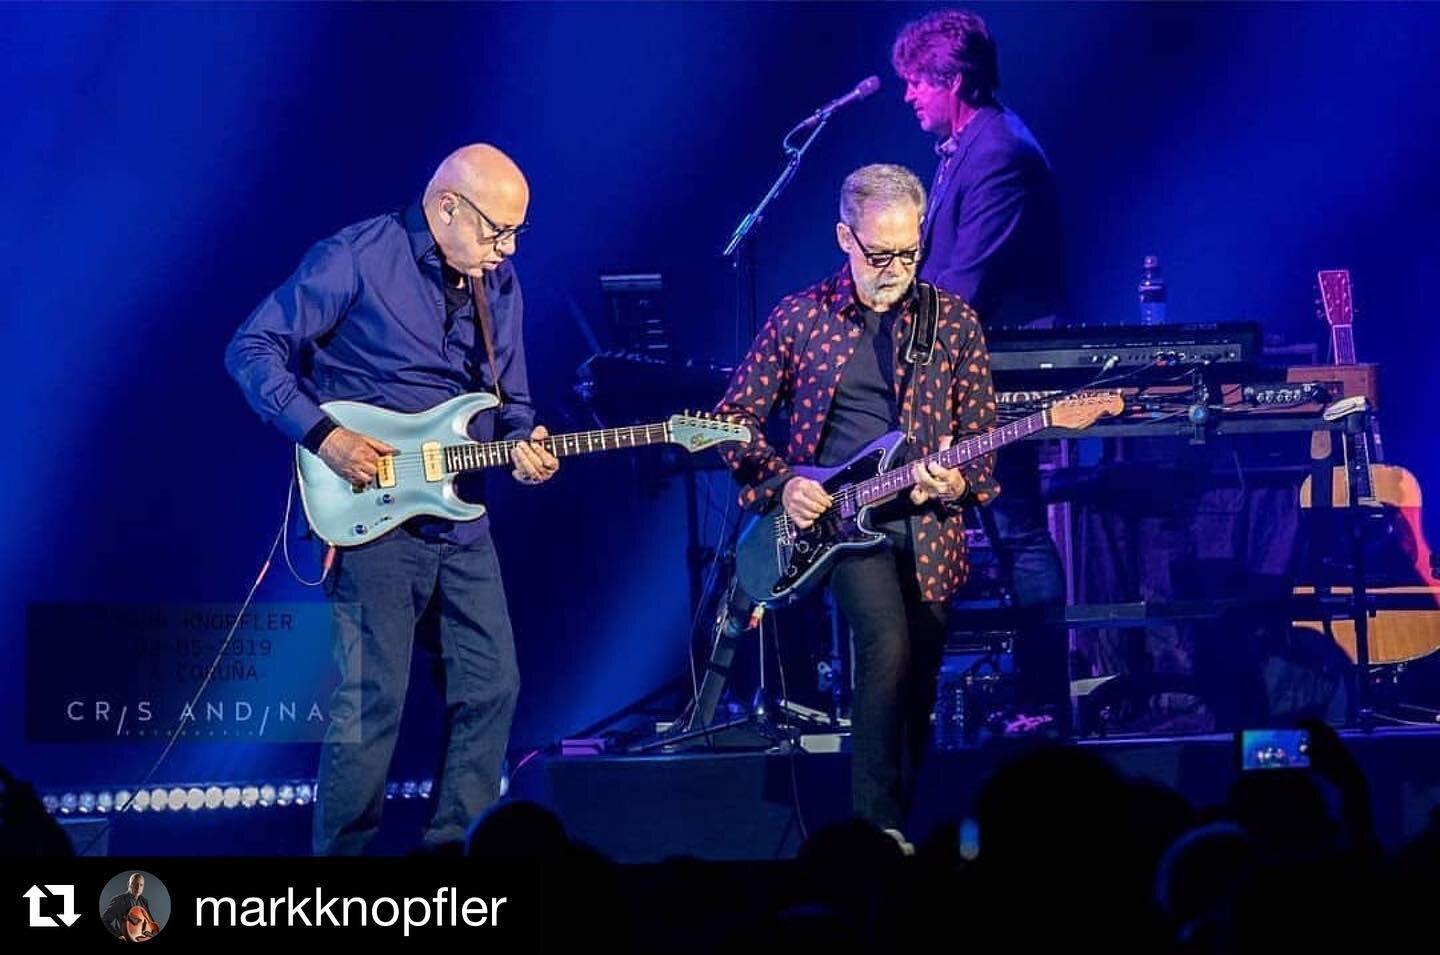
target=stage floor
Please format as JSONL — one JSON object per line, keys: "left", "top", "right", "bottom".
{"left": 63, "top": 726, "right": 1440, "bottom": 859}
{"left": 505, "top": 726, "right": 1440, "bottom": 862}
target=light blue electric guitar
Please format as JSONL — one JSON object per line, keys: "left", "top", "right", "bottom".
{"left": 297, "top": 392, "right": 750, "bottom": 546}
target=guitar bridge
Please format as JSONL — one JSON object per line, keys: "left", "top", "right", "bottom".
{"left": 773, "top": 516, "right": 796, "bottom": 579}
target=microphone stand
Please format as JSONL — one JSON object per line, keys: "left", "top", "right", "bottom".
{"left": 672, "top": 111, "right": 839, "bottom": 753}
{"left": 723, "top": 113, "right": 838, "bottom": 336}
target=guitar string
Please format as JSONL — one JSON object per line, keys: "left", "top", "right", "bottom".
{"left": 360, "top": 405, "right": 1064, "bottom": 486}
{"left": 363, "top": 426, "right": 727, "bottom": 475}
{"left": 338, "top": 401, "right": 1073, "bottom": 482}
{"left": 775, "top": 415, "right": 1056, "bottom": 536}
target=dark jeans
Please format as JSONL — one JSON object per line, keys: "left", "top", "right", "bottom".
{"left": 313, "top": 530, "right": 519, "bottom": 855}
{"left": 829, "top": 537, "right": 947, "bottom": 830}
{"left": 981, "top": 444, "right": 1069, "bottom": 721}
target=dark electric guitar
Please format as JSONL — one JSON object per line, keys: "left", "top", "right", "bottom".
{"left": 734, "top": 392, "right": 1124, "bottom": 606}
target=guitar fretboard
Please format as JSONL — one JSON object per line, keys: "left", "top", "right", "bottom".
{"left": 443, "top": 422, "right": 671, "bottom": 473}
{"left": 1331, "top": 324, "right": 1357, "bottom": 367}
{"left": 1346, "top": 426, "right": 1376, "bottom": 503}
{"left": 853, "top": 409, "right": 1052, "bottom": 507}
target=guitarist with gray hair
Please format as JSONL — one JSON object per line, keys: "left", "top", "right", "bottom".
{"left": 716, "top": 163, "right": 1000, "bottom": 850}
{"left": 226, "top": 144, "right": 558, "bottom": 854}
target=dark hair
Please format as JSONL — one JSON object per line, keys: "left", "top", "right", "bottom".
{"left": 891, "top": 9, "right": 999, "bottom": 106}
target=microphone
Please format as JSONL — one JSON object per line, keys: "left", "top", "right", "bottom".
{"left": 797, "top": 76, "right": 880, "bottom": 129}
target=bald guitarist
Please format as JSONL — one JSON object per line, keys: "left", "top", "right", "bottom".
{"left": 227, "top": 144, "right": 554, "bottom": 854}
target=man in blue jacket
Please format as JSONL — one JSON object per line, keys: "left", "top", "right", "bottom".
{"left": 894, "top": 10, "right": 1070, "bottom": 732}
{"left": 226, "top": 144, "right": 558, "bottom": 853}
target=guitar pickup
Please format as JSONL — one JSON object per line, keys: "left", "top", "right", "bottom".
{"left": 422, "top": 442, "right": 444, "bottom": 482}
{"left": 375, "top": 455, "right": 397, "bottom": 489}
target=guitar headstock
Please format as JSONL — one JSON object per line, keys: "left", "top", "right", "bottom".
{"left": 667, "top": 411, "right": 752, "bottom": 452}
{"left": 1048, "top": 390, "right": 1125, "bottom": 430}
{"left": 1317, "top": 269, "right": 1353, "bottom": 330}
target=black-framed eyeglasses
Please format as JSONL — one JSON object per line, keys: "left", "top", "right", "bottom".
{"left": 842, "top": 222, "right": 920, "bottom": 270}
{"left": 451, "top": 191, "right": 531, "bottom": 248}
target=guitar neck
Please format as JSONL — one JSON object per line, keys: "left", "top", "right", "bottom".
{"left": 445, "top": 422, "right": 672, "bottom": 473}
{"left": 1344, "top": 428, "right": 1377, "bottom": 504}
{"left": 852, "top": 409, "right": 1052, "bottom": 507}
{"left": 1331, "top": 324, "right": 1357, "bottom": 367}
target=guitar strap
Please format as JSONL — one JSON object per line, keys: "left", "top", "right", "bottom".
{"left": 470, "top": 276, "right": 505, "bottom": 403}
{"left": 904, "top": 280, "right": 939, "bottom": 366}
{"left": 897, "top": 280, "right": 940, "bottom": 449}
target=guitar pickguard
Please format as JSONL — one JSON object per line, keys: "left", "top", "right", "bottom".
{"left": 747, "top": 440, "right": 898, "bottom": 604}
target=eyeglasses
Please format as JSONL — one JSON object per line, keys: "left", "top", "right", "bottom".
{"left": 451, "top": 191, "right": 531, "bottom": 249}
{"left": 843, "top": 222, "right": 920, "bottom": 270}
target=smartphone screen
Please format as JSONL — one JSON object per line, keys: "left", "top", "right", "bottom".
{"left": 1237, "top": 728, "right": 1311, "bottom": 770}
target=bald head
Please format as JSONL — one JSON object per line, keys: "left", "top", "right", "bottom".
{"left": 423, "top": 144, "right": 530, "bottom": 278}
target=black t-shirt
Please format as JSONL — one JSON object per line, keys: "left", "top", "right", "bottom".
{"left": 817, "top": 304, "right": 898, "bottom": 467}
{"left": 815, "top": 303, "right": 919, "bottom": 542}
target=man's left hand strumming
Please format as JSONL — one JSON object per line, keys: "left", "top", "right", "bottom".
{"left": 511, "top": 425, "right": 559, "bottom": 484}
{"left": 909, "top": 435, "right": 967, "bottom": 504}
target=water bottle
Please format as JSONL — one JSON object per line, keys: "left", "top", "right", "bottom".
{"left": 1139, "top": 254, "right": 1166, "bottom": 326}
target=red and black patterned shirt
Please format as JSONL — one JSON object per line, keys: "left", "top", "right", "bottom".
{"left": 716, "top": 266, "right": 1001, "bottom": 602}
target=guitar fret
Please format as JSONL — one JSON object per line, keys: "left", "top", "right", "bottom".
{"left": 441, "top": 418, "right": 681, "bottom": 474}
{"left": 854, "top": 408, "right": 1054, "bottom": 502}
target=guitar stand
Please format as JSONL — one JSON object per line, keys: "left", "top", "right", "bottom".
{"left": 628, "top": 582, "right": 805, "bottom": 754}
{"left": 1312, "top": 403, "right": 1377, "bottom": 730}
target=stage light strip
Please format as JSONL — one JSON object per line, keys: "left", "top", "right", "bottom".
{"left": 42, "top": 779, "right": 437, "bottom": 815}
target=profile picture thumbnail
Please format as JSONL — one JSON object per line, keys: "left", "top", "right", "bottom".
{"left": 100, "top": 870, "right": 171, "bottom": 942}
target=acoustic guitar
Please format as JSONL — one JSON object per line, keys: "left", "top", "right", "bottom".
{"left": 123, "top": 905, "right": 160, "bottom": 942}
{"left": 1296, "top": 269, "right": 1440, "bottom": 664}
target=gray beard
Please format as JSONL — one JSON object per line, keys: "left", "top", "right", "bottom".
{"left": 859, "top": 276, "right": 911, "bottom": 310}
